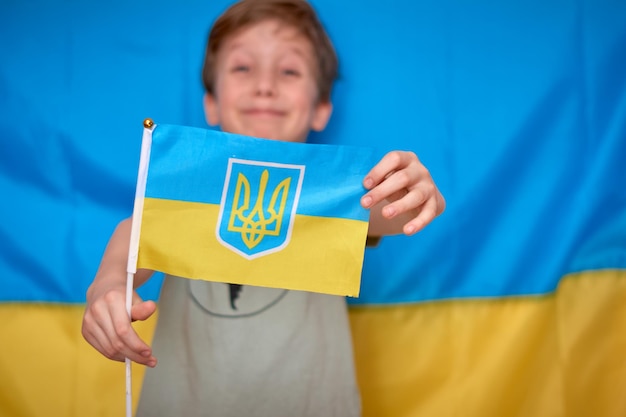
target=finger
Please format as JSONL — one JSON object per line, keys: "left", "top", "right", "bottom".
{"left": 385, "top": 172, "right": 445, "bottom": 216}
{"left": 402, "top": 195, "right": 441, "bottom": 236}
{"left": 131, "top": 300, "right": 157, "bottom": 322}
{"left": 380, "top": 187, "right": 428, "bottom": 219}
{"left": 83, "top": 303, "right": 129, "bottom": 362}
{"left": 108, "top": 299, "right": 156, "bottom": 366}
{"left": 83, "top": 316, "right": 126, "bottom": 362}
{"left": 82, "top": 310, "right": 115, "bottom": 359}
{"left": 362, "top": 167, "right": 420, "bottom": 209}
{"left": 363, "top": 151, "right": 417, "bottom": 190}
{"left": 130, "top": 291, "right": 156, "bottom": 321}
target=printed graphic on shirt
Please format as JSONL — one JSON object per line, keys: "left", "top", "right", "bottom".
{"left": 216, "top": 159, "right": 305, "bottom": 259}
{"left": 228, "top": 283, "right": 242, "bottom": 310}
{"left": 188, "top": 281, "right": 288, "bottom": 318}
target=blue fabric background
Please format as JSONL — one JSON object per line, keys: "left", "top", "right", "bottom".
{"left": 1, "top": 0, "right": 624, "bottom": 304}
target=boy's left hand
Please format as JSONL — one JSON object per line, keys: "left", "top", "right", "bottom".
{"left": 361, "top": 150, "right": 445, "bottom": 236}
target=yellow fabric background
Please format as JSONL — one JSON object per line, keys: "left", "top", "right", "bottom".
{"left": 0, "top": 305, "right": 155, "bottom": 417}
{"left": 1, "top": 270, "right": 624, "bottom": 416}
{"left": 351, "top": 270, "right": 626, "bottom": 417}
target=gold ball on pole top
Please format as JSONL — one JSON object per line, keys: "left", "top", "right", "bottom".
{"left": 143, "top": 118, "right": 154, "bottom": 129}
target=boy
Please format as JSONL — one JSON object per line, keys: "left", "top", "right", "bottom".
{"left": 82, "top": 1, "right": 445, "bottom": 416}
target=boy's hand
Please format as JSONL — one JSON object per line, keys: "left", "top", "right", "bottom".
{"left": 81, "top": 283, "right": 157, "bottom": 367}
{"left": 361, "top": 150, "right": 445, "bottom": 236}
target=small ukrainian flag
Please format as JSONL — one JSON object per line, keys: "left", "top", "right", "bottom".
{"left": 129, "top": 123, "right": 376, "bottom": 297}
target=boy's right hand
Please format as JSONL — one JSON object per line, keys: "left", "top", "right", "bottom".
{"left": 81, "top": 282, "right": 158, "bottom": 367}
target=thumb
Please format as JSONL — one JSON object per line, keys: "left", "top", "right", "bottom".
{"left": 131, "top": 299, "right": 157, "bottom": 322}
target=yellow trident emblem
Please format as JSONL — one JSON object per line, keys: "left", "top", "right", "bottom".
{"left": 227, "top": 169, "right": 291, "bottom": 249}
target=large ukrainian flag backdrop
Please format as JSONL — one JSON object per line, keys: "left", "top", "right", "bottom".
{"left": 1, "top": 0, "right": 625, "bottom": 416}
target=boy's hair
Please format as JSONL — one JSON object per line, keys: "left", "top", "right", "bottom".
{"left": 202, "top": 0, "right": 338, "bottom": 102}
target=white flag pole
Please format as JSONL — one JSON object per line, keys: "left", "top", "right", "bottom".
{"left": 125, "top": 119, "right": 155, "bottom": 417}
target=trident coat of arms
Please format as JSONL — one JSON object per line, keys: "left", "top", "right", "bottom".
{"left": 216, "top": 158, "right": 305, "bottom": 259}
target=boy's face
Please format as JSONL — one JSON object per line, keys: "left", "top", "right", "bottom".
{"left": 204, "top": 19, "right": 332, "bottom": 143}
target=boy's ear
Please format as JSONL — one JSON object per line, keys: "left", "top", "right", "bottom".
{"left": 310, "top": 101, "right": 333, "bottom": 132}
{"left": 203, "top": 93, "right": 220, "bottom": 126}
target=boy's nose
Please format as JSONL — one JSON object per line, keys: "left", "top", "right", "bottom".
{"left": 254, "top": 71, "right": 277, "bottom": 97}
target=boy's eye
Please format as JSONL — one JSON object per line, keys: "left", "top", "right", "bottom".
{"left": 231, "top": 65, "right": 250, "bottom": 73}
{"left": 282, "top": 68, "right": 300, "bottom": 77}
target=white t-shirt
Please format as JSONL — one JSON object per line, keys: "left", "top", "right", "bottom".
{"left": 136, "top": 275, "right": 361, "bottom": 417}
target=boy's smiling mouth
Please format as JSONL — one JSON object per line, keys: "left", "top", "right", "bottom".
{"left": 243, "top": 108, "right": 286, "bottom": 117}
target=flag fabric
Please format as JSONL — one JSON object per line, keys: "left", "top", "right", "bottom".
{"left": 131, "top": 123, "right": 375, "bottom": 297}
